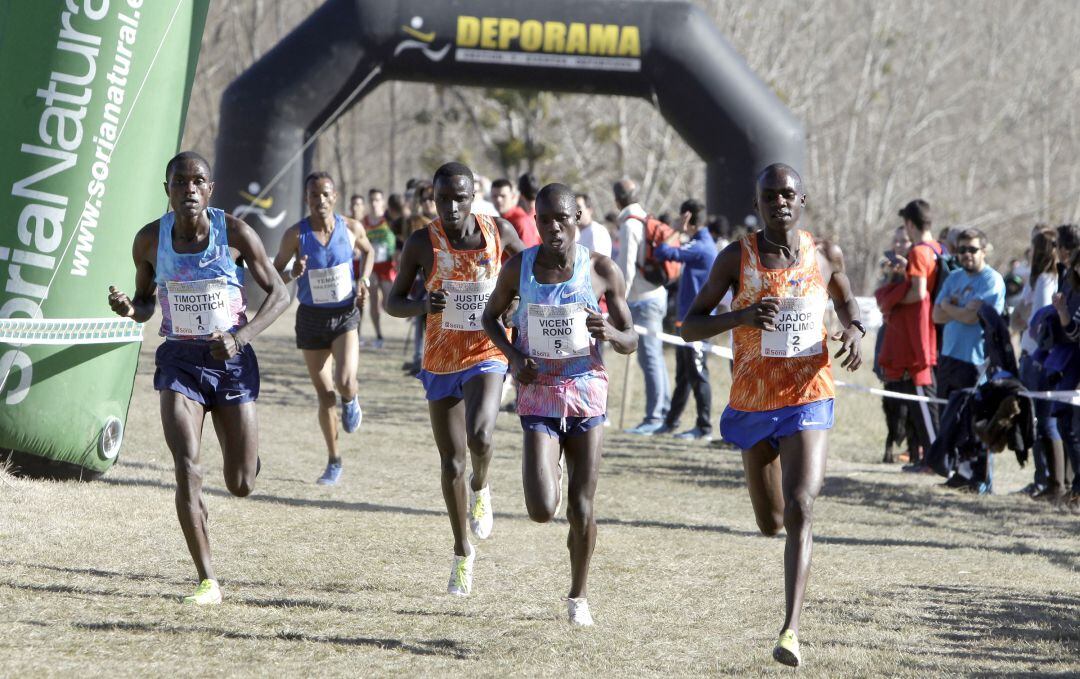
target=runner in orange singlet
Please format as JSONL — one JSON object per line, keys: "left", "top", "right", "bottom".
{"left": 386, "top": 162, "right": 524, "bottom": 596}
{"left": 682, "top": 164, "right": 863, "bottom": 667}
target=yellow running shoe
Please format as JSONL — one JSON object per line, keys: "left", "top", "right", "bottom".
{"left": 773, "top": 629, "right": 800, "bottom": 667}
{"left": 182, "top": 579, "right": 222, "bottom": 606}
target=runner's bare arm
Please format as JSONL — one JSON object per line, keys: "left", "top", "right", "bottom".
{"left": 271, "top": 225, "right": 301, "bottom": 282}
{"left": 108, "top": 223, "right": 158, "bottom": 323}
{"left": 681, "top": 241, "right": 778, "bottom": 341}
{"left": 821, "top": 243, "right": 863, "bottom": 370}
{"left": 481, "top": 253, "right": 537, "bottom": 383}
{"left": 588, "top": 254, "right": 637, "bottom": 354}
{"left": 345, "top": 217, "right": 375, "bottom": 282}
{"left": 225, "top": 214, "right": 290, "bottom": 348}
{"left": 386, "top": 228, "right": 434, "bottom": 318}
{"left": 496, "top": 217, "right": 526, "bottom": 258}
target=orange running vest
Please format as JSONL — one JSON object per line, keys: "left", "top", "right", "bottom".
{"left": 423, "top": 214, "right": 507, "bottom": 374}
{"left": 728, "top": 230, "right": 835, "bottom": 412}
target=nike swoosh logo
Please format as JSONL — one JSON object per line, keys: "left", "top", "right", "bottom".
{"left": 225, "top": 393, "right": 243, "bottom": 401}
{"left": 402, "top": 26, "right": 436, "bottom": 42}
{"left": 561, "top": 287, "right": 579, "bottom": 299}
{"left": 238, "top": 191, "right": 273, "bottom": 209}
{"left": 799, "top": 420, "right": 823, "bottom": 426}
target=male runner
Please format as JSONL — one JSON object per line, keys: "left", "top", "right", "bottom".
{"left": 682, "top": 164, "right": 863, "bottom": 666}
{"left": 107, "top": 151, "right": 289, "bottom": 605}
{"left": 273, "top": 172, "right": 375, "bottom": 485}
{"left": 483, "top": 183, "right": 636, "bottom": 626}
{"left": 386, "top": 162, "right": 524, "bottom": 596}
{"left": 364, "top": 188, "right": 393, "bottom": 348}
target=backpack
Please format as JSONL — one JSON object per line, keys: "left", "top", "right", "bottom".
{"left": 913, "top": 241, "right": 960, "bottom": 301}
{"left": 636, "top": 215, "right": 682, "bottom": 287}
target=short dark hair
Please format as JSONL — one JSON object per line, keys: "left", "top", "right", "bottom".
{"left": 387, "top": 193, "right": 406, "bottom": 212}
{"left": 955, "top": 228, "right": 987, "bottom": 249}
{"left": 304, "top": 171, "right": 333, "bottom": 189}
{"left": 898, "top": 199, "right": 932, "bottom": 231}
{"left": 1057, "top": 223, "right": 1080, "bottom": 251}
{"left": 433, "top": 162, "right": 474, "bottom": 186}
{"left": 536, "top": 183, "right": 576, "bottom": 210}
{"left": 368, "top": 187, "right": 384, "bottom": 198}
{"left": 350, "top": 194, "right": 365, "bottom": 203}
{"left": 165, "top": 151, "right": 210, "bottom": 179}
{"left": 679, "top": 198, "right": 705, "bottom": 226}
{"left": 491, "top": 178, "right": 513, "bottom": 192}
{"left": 518, "top": 172, "right": 540, "bottom": 200}
{"left": 405, "top": 177, "right": 420, "bottom": 191}
{"left": 575, "top": 193, "right": 593, "bottom": 209}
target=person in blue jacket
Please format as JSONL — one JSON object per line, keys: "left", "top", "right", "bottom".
{"left": 653, "top": 199, "right": 719, "bottom": 440}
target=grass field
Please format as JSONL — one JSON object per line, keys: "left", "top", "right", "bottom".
{"left": 2, "top": 309, "right": 1078, "bottom": 677}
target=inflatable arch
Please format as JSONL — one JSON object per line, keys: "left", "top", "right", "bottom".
{"left": 0, "top": 1, "right": 209, "bottom": 479}
{"left": 214, "top": 0, "right": 804, "bottom": 263}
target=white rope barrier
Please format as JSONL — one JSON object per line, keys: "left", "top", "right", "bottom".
{"left": 632, "top": 324, "right": 1080, "bottom": 406}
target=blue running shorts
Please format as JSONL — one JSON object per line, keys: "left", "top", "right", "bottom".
{"left": 719, "top": 399, "right": 834, "bottom": 450}
{"left": 520, "top": 415, "right": 606, "bottom": 442}
{"left": 417, "top": 360, "right": 508, "bottom": 401}
{"left": 154, "top": 339, "right": 260, "bottom": 408}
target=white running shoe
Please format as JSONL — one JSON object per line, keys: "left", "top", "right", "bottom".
{"left": 468, "top": 478, "right": 494, "bottom": 540}
{"left": 447, "top": 546, "right": 475, "bottom": 596}
{"left": 567, "top": 597, "right": 594, "bottom": 626}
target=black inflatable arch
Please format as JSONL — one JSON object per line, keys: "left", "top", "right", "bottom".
{"left": 214, "top": 0, "right": 803, "bottom": 256}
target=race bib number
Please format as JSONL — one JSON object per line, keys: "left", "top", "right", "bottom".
{"left": 442, "top": 279, "right": 495, "bottom": 331}
{"left": 528, "top": 302, "right": 591, "bottom": 360}
{"left": 373, "top": 242, "right": 390, "bottom": 263}
{"left": 760, "top": 296, "right": 825, "bottom": 358}
{"left": 308, "top": 262, "right": 353, "bottom": 305}
{"left": 166, "top": 277, "right": 232, "bottom": 336}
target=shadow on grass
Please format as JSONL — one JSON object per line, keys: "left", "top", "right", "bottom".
{"left": 70, "top": 620, "right": 472, "bottom": 658}
{"left": 893, "top": 584, "right": 1080, "bottom": 674}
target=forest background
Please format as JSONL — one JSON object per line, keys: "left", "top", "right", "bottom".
{"left": 181, "top": 0, "right": 1080, "bottom": 293}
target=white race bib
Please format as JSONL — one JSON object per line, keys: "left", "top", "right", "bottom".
{"left": 373, "top": 243, "right": 390, "bottom": 263}
{"left": 528, "top": 302, "right": 592, "bottom": 359}
{"left": 442, "top": 279, "right": 495, "bottom": 331}
{"left": 760, "top": 296, "right": 825, "bottom": 358}
{"left": 308, "top": 262, "right": 353, "bottom": 305}
{"left": 166, "top": 277, "right": 232, "bottom": 336}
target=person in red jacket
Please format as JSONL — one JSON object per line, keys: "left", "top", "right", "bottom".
{"left": 875, "top": 200, "right": 941, "bottom": 467}
{"left": 492, "top": 178, "right": 541, "bottom": 247}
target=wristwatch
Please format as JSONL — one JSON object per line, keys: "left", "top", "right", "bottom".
{"left": 848, "top": 320, "right": 866, "bottom": 337}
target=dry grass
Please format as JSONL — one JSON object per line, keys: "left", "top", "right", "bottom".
{"left": 1, "top": 314, "right": 1077, "bottom": 677}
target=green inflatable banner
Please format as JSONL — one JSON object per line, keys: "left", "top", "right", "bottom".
{"left": 0, "top": 0, "right": 209, "bottom": 478}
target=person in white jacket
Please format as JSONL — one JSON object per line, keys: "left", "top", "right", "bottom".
{"left": 613, "top": 178, "right": 670, "bottom": 434}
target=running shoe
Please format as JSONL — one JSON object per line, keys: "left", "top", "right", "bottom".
{"left": 469, "top": 478, "right": 493, "bottom": 540}
{"left": 773, "top": 629, "right": 800, "bottom": 667}
{"left": 182, "top": 579, "right": 222, "bottom": 606}
{"left": 447, "top": 546, "right": 475, "bottom": 596}
{"left": 567, "top": 597, "right": 594, "bottom": 626}
{"left": 675, "top": 427, "right": 712, "bottom": 441}
{"left": 372, "top": 337, "right": 385, "bottom": 350}
{"left": 317, "top": 461, "right": 343, "bottom": 486}
{"left": 341, "top": 397, "right": 362, "bottom": 433}
{"left": 1066, "top": 492, "right": 1080, "bottom": 514}
{"left": 625, "top": 421, "right": 665, "bottom": 435}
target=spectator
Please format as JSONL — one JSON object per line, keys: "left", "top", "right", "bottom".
{"left": 1056, "top": 224, "right": 1080, "bottom": 291}
{"left": 874, "top": 226, "right": 915, "bottom": 463}
{"left": 349, "top": 193, "right": 367, "bottom": 222}
{"left": 472, "top": 174, "right": 499, "bottom": 216}
{"left": 574, "top": 193, "right": 612, "bottom": 258}
{"left": 613, "top": 177, "right": 670, "bottom": 434}
{"left": 517, "top": 172, "right": 540, "bottom": 215}
{"left": 931, "top": 228, "right": 1006, "bottom": 488}
{"left": 876, "top": 200, "right": 942, "bottom": 468}
{"left": 1016, "top": 226, "right": 1063, "bottom": 498}
{"left": 491, "top": 178, "right": 541, "bottom": 247}
{"left": 653, "top": 198, "right": 718, "bottom": 440}
{"left": 1050, "top": 249, "right": 1080, "bottom": 513}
